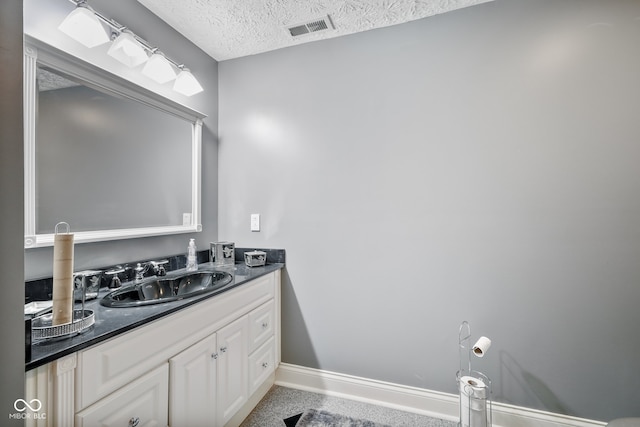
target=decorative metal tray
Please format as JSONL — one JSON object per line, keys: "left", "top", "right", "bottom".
{"left": 31, "top": 309, "right": 95, "bottom": 341}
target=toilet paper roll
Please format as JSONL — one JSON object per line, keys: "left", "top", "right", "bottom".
{"left": 472, "top": 336, "right": 492, "bottom": 357}
{"left": 459, "top": 376, "right": 487, "bottom": 399}
{"left": 459, "top": 376, "right": 488, "bottom": 427}
{"left": 52, "top": 233, "right": 74, "bottom": 325}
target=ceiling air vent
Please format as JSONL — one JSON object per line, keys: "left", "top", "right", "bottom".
{"left": 287, "top": 15, "right": 334, "bottom": 37}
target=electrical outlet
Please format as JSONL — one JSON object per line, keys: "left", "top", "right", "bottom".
{"left": 182, "top": 213, "right": 191, "bottom": 226}
{"left": 251, "top": 214, "right": 260, "bottom": 232}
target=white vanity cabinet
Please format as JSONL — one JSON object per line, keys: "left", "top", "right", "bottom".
{"left": 26, "top": 269, "right": 280, "bottom": 427}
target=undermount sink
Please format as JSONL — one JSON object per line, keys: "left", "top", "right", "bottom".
{"left": 100, "top": 270, "right": 234, "bottom": 308}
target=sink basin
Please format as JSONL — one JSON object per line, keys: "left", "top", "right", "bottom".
{"left": 100, "top": 270, "right": 233, "bottom": 308}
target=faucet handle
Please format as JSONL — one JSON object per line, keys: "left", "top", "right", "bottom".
{"left": 150, "top": 259, "right": 169, "bottom": 276}
{"left": 105, "top": 267, "right": 125, "bottom": 288}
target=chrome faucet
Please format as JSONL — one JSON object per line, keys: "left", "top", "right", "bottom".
{"left": 134, "top": 260, "right": 169, "bottom": 282}
{"left": 134, "top": 263, "right": 149, "bottom": 282}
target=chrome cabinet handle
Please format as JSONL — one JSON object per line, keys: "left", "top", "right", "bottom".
{"left": 262, "top": 362, "right": 269, "bottom": 368}
{"left": 220, "top": 346, "right": 227, "bottom": 353}
{"left": 211, "top": 353, "right": 218, "bottom": 360}
{"left": 129, "top": 417, "right": 140, "bottom": 427}
{"left": 262, "top": 322, "right": 268, "bottom": 329}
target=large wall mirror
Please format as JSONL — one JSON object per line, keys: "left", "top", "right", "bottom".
{"left": 24, "top": 37, "right": 206, "bottom": 248}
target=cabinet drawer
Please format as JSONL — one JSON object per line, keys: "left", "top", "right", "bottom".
{"left": 248, "top": 300, "right": 274, "bottom": 353}
{"left": 76, "top": 363, "right": 168, "bottom": 427}
{"left": 249, "top": 336, "right": 275, "bottom": 396}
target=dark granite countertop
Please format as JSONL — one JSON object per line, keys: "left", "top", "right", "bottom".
{"left": 26, "top": 262, "right": 284, "bottom": 371}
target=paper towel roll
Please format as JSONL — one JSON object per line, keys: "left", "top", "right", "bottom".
{"left": 52, "top": 232, "right": 74, "bottom": 325}
{"left": 459, "top": 376, "right": 488, "bottom": 427}
{"left": 472, "top": 336, "right": 492, "bottom": 357}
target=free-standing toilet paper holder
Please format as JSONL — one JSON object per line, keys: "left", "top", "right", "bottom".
{"left": 456, "top": 321, "right": 492, "bottom": 427}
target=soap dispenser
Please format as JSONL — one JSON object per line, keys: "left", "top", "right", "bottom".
{"left": 186, "top": 238, "right": 198, "bottom": 271}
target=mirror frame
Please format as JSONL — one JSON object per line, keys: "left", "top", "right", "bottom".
{"left": 24, "top": 37, "right": 206, "bottom": 248}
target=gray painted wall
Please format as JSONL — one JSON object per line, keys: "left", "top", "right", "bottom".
{"left": 1, "top": 0, "right": 25, "bottom": 424}
{"left": 24, "top": 0, "right": 219, "bottom": 279}
{"left": 218, "top": 0, "right": 640, "bottom": 421}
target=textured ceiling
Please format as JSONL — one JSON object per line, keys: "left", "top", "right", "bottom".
{"left": 37, "top": 68, "right": 79, "bottom": 91}
{"left": 136, "top": 0, "right": 493, "bottom": 61}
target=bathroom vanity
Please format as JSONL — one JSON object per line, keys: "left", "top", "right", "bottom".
{"left": 25, "top": 265, "right": 282, "bottom": 427}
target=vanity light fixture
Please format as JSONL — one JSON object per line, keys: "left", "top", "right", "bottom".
{"left": 59, "top": 0, "right": 204, "bottom": 96}
{"left": 58, "top": 2, "right": 110, "bottom": 48}
{"left": 174, "top": 67, "right": 204, "bottom": 96}
{"left": 107, "top": 30, "right": 148, "bottom": 68}
{"left": 142, "top": 50, "right": 177, "bottom": 84}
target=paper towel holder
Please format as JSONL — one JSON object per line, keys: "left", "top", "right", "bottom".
{"left": 457, "top": 321, "right": 492, "bottom": 427}
{"left": 34, "top": 222, "right": 96, "bottom": 341}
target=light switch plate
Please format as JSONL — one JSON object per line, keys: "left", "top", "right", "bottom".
{"left": 250, "top": 213, "right": 260, "bottom": 232}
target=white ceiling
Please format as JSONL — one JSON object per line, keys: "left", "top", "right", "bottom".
{"left": 136, "top": 0, "right": 493, "bottom": 62}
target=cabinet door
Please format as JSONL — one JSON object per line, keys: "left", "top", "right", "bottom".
{"left": 75, "top": 364, "right": 168, "bottom": 427}
{"left": 216, "top": 316, "right": 249, "bottom": 426}
{"left": 170, "top": 334, "right": 217, "bottom": 427}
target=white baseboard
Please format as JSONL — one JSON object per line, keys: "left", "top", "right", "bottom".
{"left": 275, "top": 363, "right": 606, "bottom": 427}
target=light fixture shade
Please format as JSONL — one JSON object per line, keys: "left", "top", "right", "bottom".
{"left": 174, "top": 69, "right": 204, "bottom": 96}
{"left": 107, "top": 31, "right": 148, "bottom": 67}
{"left": 58, "top": 6, "right": 110, "bottom": 48}
{"left": 141, "top": 52, "right": 177, "bottom": 84}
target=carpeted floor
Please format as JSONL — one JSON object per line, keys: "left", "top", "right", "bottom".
{"left": 239, "top": 386, "right": 457, "bottom": 427}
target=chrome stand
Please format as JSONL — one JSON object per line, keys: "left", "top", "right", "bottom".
{"left": 456, "top": 321, "right": 492, "bottom": 427}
